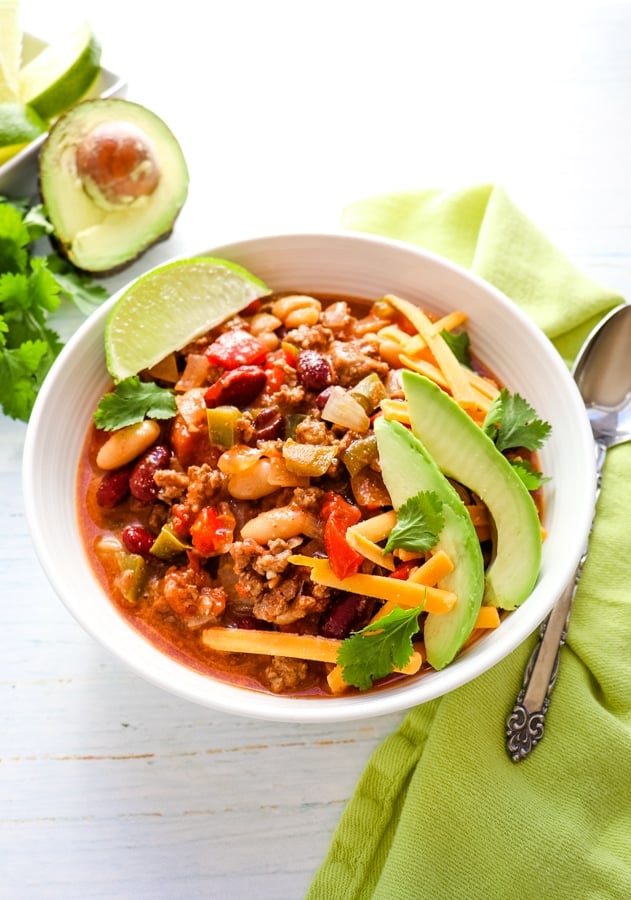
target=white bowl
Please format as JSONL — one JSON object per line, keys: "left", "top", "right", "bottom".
{"left": 22, "top": 232, "right": 596, "bottom": 722}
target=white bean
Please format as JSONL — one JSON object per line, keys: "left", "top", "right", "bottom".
{"left": 250, "top": 312, "right": 282, "bottom": 335}
{"left": 240, "top": 504, "right": 319, "bottom": 544}
{"left": 271, "top": 295, "right": 321, "bottom": 326}
{"left": 228, "top": 459, "right": 277, "bottom": 500}
{"left": 96, "top": 420, "right": 161, "bottom": 470}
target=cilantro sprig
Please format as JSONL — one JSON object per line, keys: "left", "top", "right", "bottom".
{"left": 0, "top": 197, "right": 109, "bottom": 421}
{"left": 509, "top": 458, "right": 550, "bottom": 491}
{"left": 93, "top": 376, "right": 177, "bottom": 431}
{"left": 482, "top": 388, "right": 552, "bottom": 452}
{"left": 384, "top": 491, "right": 444, "bottom": 555}
{"left": 441, "top": 328, "right": 471, "bottom": 367}
{"left": 337, "top": 603, "right": 425, "bottom": 691}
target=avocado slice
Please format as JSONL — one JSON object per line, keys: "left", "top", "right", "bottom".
{"left": 39, "top": 98, "right": 189, "bottom": 274}
{"left": 375, "top": 416, "right": 484, "bottom": 670}
{"left": 401, "top": 370, "right": 542, "bottom": 609}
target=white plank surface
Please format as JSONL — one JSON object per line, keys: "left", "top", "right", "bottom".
{"left": 2, "top": 2, "right": 631, "bottom": 898}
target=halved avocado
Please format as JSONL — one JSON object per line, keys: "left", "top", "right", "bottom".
{"left": 39, "top": 98, "right": 189, "bottom": 274}
{"left": 402, "top": 371, "right": 542, "bottom": 610}
{"left": 375, "top": 417, "right": 485, "bottom": 670}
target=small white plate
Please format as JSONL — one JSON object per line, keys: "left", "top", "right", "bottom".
{"left": 0, "top": 32, "right": 127, "bottom": 196}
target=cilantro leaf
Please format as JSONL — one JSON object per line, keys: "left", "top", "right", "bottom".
{"left": 384, "top": 491, "right": 444, "bottom": 554}
{"left": 441, "top": 328, "right": 471, "bottom": 367}
{"left": 0, "top": 196, "right": 110, "bottom": 422}
{"left": 0, "top": 203, "right": 30, "bottom": 274}
{"left": 509, "top": 458, "right": 550, "bottom": 491}
{"left": 45, "top": 254, "right": 109, "bottom": 315}
{"left": 337, "top": 603, "right": 425, "bottom": 691}
{"left": 482, "top": 388, "right": 552, "bottom": 452}
{"left": 22, "top": 203, "right": 55, "bottom": 242}
{"left": 0, "top": 336, "right": 51, "bottom": 420}
{"left": 94, "top": 376, "right": 177, "bottom": 430}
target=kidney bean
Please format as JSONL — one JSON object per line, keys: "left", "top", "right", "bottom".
{"left": 320, "top": 594, "right": 373, "bottom": 640}
{"left": 96, "top": 466, "right": 132, "bottom": 508}
{"left": 129, "top": 444, "right": 171, "bottom": 503}
{"left": 204, "top": 365, "right": 267, "bottom": 408}
{"left": 253, "top": 407, "right": 285, "bottom": 441}
{"left": 121, "top": 524, "right": 155, "bottom": 558}
{"left": 296, "top": 350, "right": 333, "bottom": 393}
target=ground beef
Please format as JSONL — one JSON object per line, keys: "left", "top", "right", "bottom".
{"left": 294, "top": 415, "right": 330, "bottom": 445}
{"left": 155, "top": 468, "right": 190, "bottom": 503}
{"left": 252, "top": 570, "right": 305, "bottom": 622}
{"left": 161, "top": 561, "right": 227, "bottom": 623}
{"left": 272, "top": 383, "right": 305, "bottom": 408}
{"left": 254, "top": 579, "right": 327, "bottom": 625}
{"left": 264, "top": 656, "right": 310, "bottom": 693}
{"left": 186, "top": 464, "right": 227, "bottom": 513}
{"left": 284, "top": 323, "right": 332, "bottom": 351}
{"left": 235, "top": 413, "right": 256, "bottom": 444}
{"left": 292, "top": 486, "right": 325, "bottom": 513}
{"left": 329, "top": 338, "right": 390, "bottom": 386}
{"left": 251, "top": 537, "right": 303, "bottom": 578}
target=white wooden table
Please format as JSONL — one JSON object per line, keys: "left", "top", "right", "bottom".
{"left": 3, "top": 2, "right": 631, "bottom": 897}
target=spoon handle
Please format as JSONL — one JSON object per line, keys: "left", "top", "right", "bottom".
{"left": 505, "top": 441, "right": 605, "bottom": 762}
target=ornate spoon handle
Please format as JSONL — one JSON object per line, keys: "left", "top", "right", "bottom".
{"left": 505, "top": 441, "right": 605, "bottom": 762}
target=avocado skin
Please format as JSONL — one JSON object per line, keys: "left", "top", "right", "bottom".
{"left": 375, "top": 417, "right": 484, "bottom": 670}
{"left": 39, "top": 98, "right": 189, "bottom": 275}
{"left": 402, "top": 371, "right": 542, "bottom": 610}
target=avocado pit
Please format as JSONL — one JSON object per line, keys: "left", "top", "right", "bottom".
{"left": 75, "top": 121, "right": 161, "bottom": 209}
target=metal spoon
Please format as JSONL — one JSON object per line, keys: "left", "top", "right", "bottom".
{"left": 506, "top": 303, "right": 631, "bottom": 762}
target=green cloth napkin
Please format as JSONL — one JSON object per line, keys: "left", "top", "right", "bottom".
{"left": 307, "top": 185, "right": 631, "bottom": 900}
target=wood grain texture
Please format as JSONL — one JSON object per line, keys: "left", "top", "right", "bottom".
{"left": 3, "top": 2, "right": 631, "bottom": 897}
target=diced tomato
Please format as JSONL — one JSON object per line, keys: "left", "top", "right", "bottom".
{"left": 265, "top": 365, "right": 285, "bottom": 393}
{"left": 190, "top": 505, "right": 236, "bottom": 556}
{"left": 205, "top": 329, "right": 268, "bottom": 369}
{"left": 389, "top": 560, "right": 418, "bottom": 580}
{"left": 321, "top": 492, "right": 363, "bottom": 580}
{"left": 321, "top": 492, "right": 362, "bottom": 527}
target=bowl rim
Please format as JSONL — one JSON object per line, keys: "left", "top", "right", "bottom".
{"left": 22, "top": 229, "right": 597, "bottom": 722}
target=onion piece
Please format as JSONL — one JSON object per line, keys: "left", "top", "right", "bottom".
{"left": 175, "top": 354, "right": 210, "bottom": 392}
{"left": 321, "top": 385, "right": 370, "bottom": 432}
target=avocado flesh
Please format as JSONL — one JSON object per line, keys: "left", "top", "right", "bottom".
{"left": 375, "top": 417, "right": 484, "bottom": 670}
{"left": 39, "top": 98, "right": 189, "bottom": 274}
{"left": 402, "top": 371, "right": 542, "bottom": 610}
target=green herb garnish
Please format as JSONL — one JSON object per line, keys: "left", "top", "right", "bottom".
{"left": 93, "top": 376, "right": 177, "bottom": 430}
{"left": 383, "top": 491, "right": 444, "bottom": 554}
{"left": 441, "top": 328, "right": 471, "bottom": 367}
{"left": 482, "top": 388, "right": 551, "bottom": 452}
{"left": 337, "top": 603, "right": 425, "bottom": 691}
{"left": 0, "top": 197, "right": 108, "bottom": 421}
{"left": 509, "top": 458, "right": 550, "bottom": 491}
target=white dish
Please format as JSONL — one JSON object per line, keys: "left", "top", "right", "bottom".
{"left": 0, "top": 32, "right": 127, "bottom": 196}
{"left": 22, "top": 232, "right": 596, "bottom": 722}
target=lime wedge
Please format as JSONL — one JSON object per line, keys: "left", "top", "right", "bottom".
{"left": 0, "top": 0, "right": 21, "bottom": 103}
{"left": 0, "top": 102, "right": 47, "bottom": 163}
{"left": 104, "top": 257, "right": 273, "bottom": 382}
{"left": 19, "top": 21, "right": 101, "bottom": 119}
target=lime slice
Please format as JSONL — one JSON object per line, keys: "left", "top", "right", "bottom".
{"left": 0, "top": 102, "right": 47, "bottom": 163}
{"left": 104, "top": 257, "right": 273, "bottom": 382}
{"left": 19, "top": 21, "right": 101, "bottom": 119}
{"left": 0, "top": 0, "right": 21, "bottom": 103}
